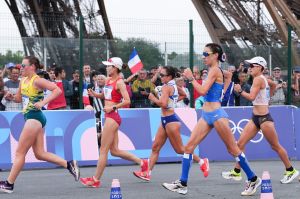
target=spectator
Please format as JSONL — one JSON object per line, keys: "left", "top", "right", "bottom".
{"left": 47, "top": 67, "right": 66, "bottom": 110}
{"left": 70, "top": 70, "right": 80, "bottom": 109}
{"left": 228, "top": 65, "right": 239, "bottom": 84}
{"left": 37, "top": 70, "right": 52, "bottom": 109}
{"left": 270, "top": 67, "right": 287, "bottom": 105}
{"left": 62, "top": 68, "right": 73, "bottom": 109}
{"left": 119, "top": 73, "right": 132, "bottom": 108}
{"left": 234, "top": 72, "right": 252, "bottom": 106}
{"left": 83, "top": 64, "right": 91, "bottom": 84}
{"left": 221, "top": 67, "right": 235, "bottom": 106}
{"left": 0, "top": 76, "right": 6, "bottom": 110}
{"left": 3, "top": 62, "right": 15, "bottom": 82}
{"left": 1, "top": 67, "right": 22, "bottom": 111}
{"left": 131, "top": 69, "right": 155, "bottom": 108}
{"left": 176, "top": 77, "right": 190, "bottom": 107}
{"left": 292, "top": 66, "right": 300, "bottom": 107}
{"left": 150, "top": 66, "right": 162, "bottom": 86}
{"left": 192, "top": 66, "right": 202, "bottom": 104}
{"left": 87, "top": 71, "right": 100, "bottom": 106}
{"left": 48, "top": 68, "right": 56, "bottom": 81}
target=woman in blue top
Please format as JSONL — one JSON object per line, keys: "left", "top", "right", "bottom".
{"left": 162, "top": 43, "right": 260, "bottom": 196}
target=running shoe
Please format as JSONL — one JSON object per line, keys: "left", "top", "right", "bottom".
{"left": 222, "top": 169, "right": 242, "bottom": 181}
{"left": 67, "top": 160, "right": 80, "bottom": 181}
{"left": 241, "top": 177, "right": 262, "bottom": 196}
{"left": 133, "top": 170, "right": 151, "bottom": 181}
{"left": 0, "top": 181, "right": 14, "bottom": 194}
{"left": 162, "top": 180, "right": 187, "bottom": 195}
{"left": 80, "top": 177, "right": 101, "bottom": 188}
{"left": 200, "top": 158, "right": 209, "bottom": 177}
{"left": 140, "top": 159, "right": 149, "bottom": 172}
{"left": 280, "top": 169, "right": 299, "bottom": 184}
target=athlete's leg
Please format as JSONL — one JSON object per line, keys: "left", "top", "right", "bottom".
{"left": 110, "top": 128, "right": 141, "bottom": 165}
{"left": 94, "top": 118, "right": 119, "bottom": 180}
{"left": 7, "top": 120, "right": 41, "bottom": 184}
{"left": 148, "top": 125, "right": 167, "bottom": 170}
{"left": 32, "top": 128, "right": 67, "bottom": 167}
{"left": 260, "top": 121, "right": 291, "bottom": 168}
{"left": 180, "top": 119, "right": 212, "bottom": 185}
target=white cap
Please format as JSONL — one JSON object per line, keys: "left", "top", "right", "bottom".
{"left": 102, "top": 57, "right": 123, "bottom": 70}
{"left": 245, "top": 56, "right": 267, "bottom": 68}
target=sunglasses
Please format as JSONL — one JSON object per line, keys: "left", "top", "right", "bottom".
{"left": 21, "top": 64, "right": 31, "bottom": 68}
{"left": 249, "top": 64, "right": 261, "bottom": 68}
{"left": 202, "top": 52, "right": 213, "bottom": 57}
{"left": 160, "top": 73, "right": 168, "bottom": 77}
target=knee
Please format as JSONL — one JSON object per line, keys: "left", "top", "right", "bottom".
{"left": 151, "top": 143, "right": 161, "bottom": 154}
{"left": 15, "top": 150, "right": 26, "bottom": 160}
{"left": 237, "top": 141, "right": 245, "bottom": 151}
{"left": 34, "top": 151, "right": 45, "bottom": 160}
{"left": 270, "top": 143, "right": 281, "bottom": 152}
{"left": 184, "top": 145, "right": 194, "bottom": 154}
{"left": 110, "top": 148, "right": 120, "bottom": 157}
{"left": 174, "top": 146, "right": 184, "bottom": 154}
{"left": 226, "top": 145, "right": 239, "bottom": 157}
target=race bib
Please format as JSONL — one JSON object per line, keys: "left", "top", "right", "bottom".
{"left": 22, "top": 95, "right": 29, "bottom": 110}
{"left": 103, "top": 85, "right": 113, "bottom": 100}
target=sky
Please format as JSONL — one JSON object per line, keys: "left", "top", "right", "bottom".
{"left": 0, "top": 0, "right": 211, "bottom": 54}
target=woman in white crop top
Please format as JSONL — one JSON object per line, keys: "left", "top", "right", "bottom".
{"left": 133, "top": 66, "right": 209, "bottom": 182}
{"left": 223, "top": 56, "right": 299, "bottom": 184}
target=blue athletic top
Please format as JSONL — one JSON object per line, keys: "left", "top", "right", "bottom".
{"left": 203, "top": 68, "right": 224, "bottom": 103}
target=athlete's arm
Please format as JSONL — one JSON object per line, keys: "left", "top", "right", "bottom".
{"left": 177, "top": 86, "right": 187, "bottom": 101}
{"left": 34, "top": 78, "right": 61, "bottom": 108}
{"left": 237, "top": 77, "right": 261, "bottom": 101}
{"left": 12, "top": 80, "right": 22, "bottom": 103}
{"left": 116, "top": 79, "right": 130, "bottom": 109}
{"left": 267, "top": 79, "right": 276, "bottom": 97}
{"left": 148, "top": 85, "right": 170, "bottom": 108}
{"left": 88, "top": 88, "right": 104, "bottom": 99}
{"left": 185, "top": 68, "right": 217, "bottom": 95}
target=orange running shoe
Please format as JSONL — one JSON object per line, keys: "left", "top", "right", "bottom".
{"left": 140, "top": 159, "right": 149, "bottom": 172}
{"left": 133, "top": 171, "right": 151, "bottom": 181}
{"left": 200, "top": 158, "right": 209, "bottom": 178}
{"left": 80, "top": 176, "right": 101, "bottom": 188}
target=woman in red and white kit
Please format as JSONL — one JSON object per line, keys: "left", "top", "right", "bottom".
{"left": 80, "top": 57, "right": 148, "bottom": 188}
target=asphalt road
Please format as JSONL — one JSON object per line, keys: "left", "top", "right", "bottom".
{"left": 0, "top": 160, "right": 299, "bottom": 199}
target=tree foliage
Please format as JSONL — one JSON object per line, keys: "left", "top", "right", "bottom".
{"left": 112, "top": 38, "right": 164, "bottom": 73}
{"left": 0, "top": 50, "right": 23, "bottom": 68}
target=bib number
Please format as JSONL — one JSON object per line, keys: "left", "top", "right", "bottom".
{"left": 103, "top": 86, "right": 113, "bottom": 100}
{"left": 22, "top": 95, "right": 29, "bottom": 110}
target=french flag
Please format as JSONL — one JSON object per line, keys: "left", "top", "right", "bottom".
{"left": 83, "top": 82, "right": 90, "bottom": 105}
{"left": 128, "top": 48, "right": 143, "bottom": 73}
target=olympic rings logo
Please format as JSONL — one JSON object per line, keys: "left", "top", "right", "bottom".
{"left": 229, "top": 119, "right": 264, "bottom": 143}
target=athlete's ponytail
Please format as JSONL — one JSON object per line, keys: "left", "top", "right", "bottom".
{"left": 24, "top": 56, "right": 42, "bottom": 70}
{"left": 205, "top": 43, "right": 226, "bottom": 63}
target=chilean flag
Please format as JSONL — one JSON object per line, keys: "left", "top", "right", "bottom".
{"left": 128, "top": 48, "right": 143, "bottom": 73}
{"left": 83, "top": 82, "right": 90, "bottom": 105}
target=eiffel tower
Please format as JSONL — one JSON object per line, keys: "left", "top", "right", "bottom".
{"left": 192, "top": 0, "right": 300, "bottom": 65}
{"left": 4, "top": 0, "right": 113, "bottom": 70}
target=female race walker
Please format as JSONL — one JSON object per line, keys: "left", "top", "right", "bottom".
{"left": 162, "top": 43, "right": 261, "bottom": 196}
{"left": 80, "top": 57, "right": 148, "bottom": 188}
{"left": 0, "top": 56, "right": 79, "bottom": 194}
{"left": 222, "top": 56, "right": 299, "bottom": 183}
{"left": 133, "top": 66, "right": 209, "bottom": 181}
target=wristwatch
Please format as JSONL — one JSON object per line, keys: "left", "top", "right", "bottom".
{"left": 238, "top": 89, "right": 243, "bottom": 94}
{"left": 113, "top": 106, "right": 117, "bottom": 111}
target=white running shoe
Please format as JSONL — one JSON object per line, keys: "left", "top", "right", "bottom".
{"left": 241, "top": 177, "right": 262, "bottom": 196}
{"left": 280, "top": 169, "right": 299, "bottom": 184}
{"left": 222, "top": 169, "right": 242, "bottom": 181}
{"left": 162, "top": 180, "right": 188, "bottom": 195}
